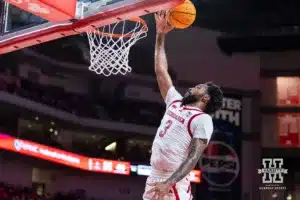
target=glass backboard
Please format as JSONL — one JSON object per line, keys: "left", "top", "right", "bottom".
{"left": 2, "top": 2, "right": 47, "bottom": 34}
{"left": 0, "top": 0, "right": 183, "bottom": 54}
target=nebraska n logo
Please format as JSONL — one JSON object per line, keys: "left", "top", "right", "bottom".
{"left": 258, "top": 158, "right": 288, "bottom": 184}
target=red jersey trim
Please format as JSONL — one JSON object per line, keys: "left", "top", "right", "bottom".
{"left": 183, "top": 105, "right": 202, "bottom": 112}
{"left": 167, "top": 100, "right": 182, "bottom": 108}
{"left": 172, "top": 184, "right": 180, "bottom": 200}
{"left": 187, "top": 184, "right": 191, "bottom": 193}
{"left": 187, "top": 113, "right": 203, "bottom": 138}
{"left": 187, "top": 184, "right": 192, "bottom": 200}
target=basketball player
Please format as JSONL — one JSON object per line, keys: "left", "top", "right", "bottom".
{"left": 142, "top": 11, "right": 223, "bottom": 200}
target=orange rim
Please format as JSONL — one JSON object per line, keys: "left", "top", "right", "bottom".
{"left": 91, "top": 17, "right": 148, "bottom": 39}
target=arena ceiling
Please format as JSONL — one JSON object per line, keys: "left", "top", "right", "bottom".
{"left": 194, "top": 0, "right": 300, "bottom": 32}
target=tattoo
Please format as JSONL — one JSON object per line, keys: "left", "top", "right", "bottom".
{"left": 165, "top": 139, "right": 207, "bottom": 185}
{"left": 156, "top": 33, "right": 165, "bottom": 46}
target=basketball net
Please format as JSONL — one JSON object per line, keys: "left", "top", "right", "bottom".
{"left": 86, "top": 18, "right": 148, "bottom": 76}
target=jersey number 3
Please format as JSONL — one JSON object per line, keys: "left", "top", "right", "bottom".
{"left": 159, "top": 120, "right": 173, "bottom": 137}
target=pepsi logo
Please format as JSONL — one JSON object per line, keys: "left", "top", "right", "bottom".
{"left": 199, "top": 141, "right": 240, "bottom": 187}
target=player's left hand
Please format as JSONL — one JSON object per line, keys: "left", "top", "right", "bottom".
{"left": 148, "top": 181, "right": 173, "bottom": 199}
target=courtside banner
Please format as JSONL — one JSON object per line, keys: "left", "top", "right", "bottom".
{"left": 0, "top": 133, "right": 130, "bottom": 175}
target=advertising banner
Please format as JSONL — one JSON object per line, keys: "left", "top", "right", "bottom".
{"left": 0, "top": 132, "right": 131, "bottom": 175}
{"left": 0, "top": 132, "right": 201, "bottom": 183}
{"left": 197, "top": 95, "right": 242, "bottom": 200}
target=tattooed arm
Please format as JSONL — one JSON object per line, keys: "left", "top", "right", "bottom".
{"left": 164, "top": 138, "right": 207, "bottom": 184}
{"left": 148, "top": 116, "right": 212, "bottom": 199}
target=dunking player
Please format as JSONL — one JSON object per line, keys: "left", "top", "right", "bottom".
{"left": 142, "top": 11, "right": 223, "bottom": 200}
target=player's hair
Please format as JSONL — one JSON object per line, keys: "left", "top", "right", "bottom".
{"left": 204, "top": 82, "right": 223, "bottom": 114}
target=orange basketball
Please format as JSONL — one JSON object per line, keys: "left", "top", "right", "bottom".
{"left": 168, "top": 0, "right": 196, "bottom": 29}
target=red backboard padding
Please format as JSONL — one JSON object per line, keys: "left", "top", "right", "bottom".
{"left": 0, "top": 0, "right": 184, "bottom": 55}
{"left": 39, "top": 0, "right": 77, "bottom": 20}
{"left": 4, "top": 0, "right": 77, "bottom": 22}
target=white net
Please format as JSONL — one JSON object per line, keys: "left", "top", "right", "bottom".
{"left": 86, "top": 18, "right": 148, "bottom": 76}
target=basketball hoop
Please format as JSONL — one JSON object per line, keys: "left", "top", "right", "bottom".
{"left": 86, "top": 17, "right": 148, "bottom": 76}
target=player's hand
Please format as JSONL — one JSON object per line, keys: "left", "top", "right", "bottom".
{"left": 148, "top": 181, "right": 173, "bottom": 199}
{"left": 155, "top": 10, "right": 174, "bottom": 34}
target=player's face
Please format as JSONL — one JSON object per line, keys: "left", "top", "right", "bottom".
{"left": 182, "top": 84, "right": 209, "bottom": 105}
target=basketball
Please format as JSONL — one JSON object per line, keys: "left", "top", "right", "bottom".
{"left": 168, "top": 0, "right": 196, "bottom": 29}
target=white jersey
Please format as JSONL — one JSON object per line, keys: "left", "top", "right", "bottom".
{"left": 150, "top": 87, "right": 214, "bottom": 172}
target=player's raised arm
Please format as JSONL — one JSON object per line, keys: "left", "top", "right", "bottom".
{"left": 154, "top": 11, "right": 174, "bottom": 100}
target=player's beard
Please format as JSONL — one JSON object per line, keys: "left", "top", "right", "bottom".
{"left": 182, "top": 90, "right": 202, "bottom": 105}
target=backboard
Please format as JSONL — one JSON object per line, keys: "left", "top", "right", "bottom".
{"left": 0, "top": 0, "right": 184, "bottom": 54}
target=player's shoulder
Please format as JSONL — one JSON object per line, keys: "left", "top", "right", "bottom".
{"left": 193, "top": 113, "right": 213, "bottom": 123}
{"left": 188, "top": 112, "right": 213, "bottom": 131}
{"left": 165, "top": 86, "right": 183, "bottom": 106}
{"left": 166, "top": 86, "right": 177, "bottom": 94}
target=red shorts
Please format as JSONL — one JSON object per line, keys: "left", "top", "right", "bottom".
{"left": 143, "top": 169, "right": 192, "bottom": 200}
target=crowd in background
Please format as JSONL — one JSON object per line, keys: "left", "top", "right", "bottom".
{"left": 0, "top": 67, "right": 161, "bottom": 127}
{"left": 0, "top": 68, "right": 152, "bottom": 163}
{"left": 0, "top": 70, "right": 100, "bottom": 119}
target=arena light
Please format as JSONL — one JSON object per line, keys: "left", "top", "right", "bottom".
{"left": 0, "top": 132, "right": 130, "bottom": 176}
{"left": 287, "top": 194, "right": 292, "bottom": 200}
{"left": 105, "top": 142, "right": 117, "bottom": 152}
